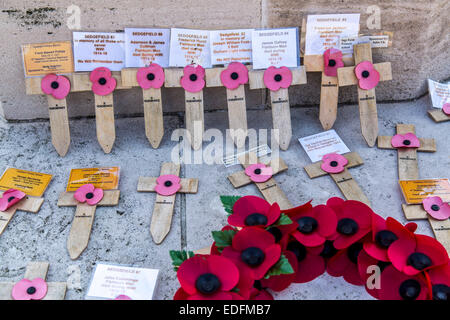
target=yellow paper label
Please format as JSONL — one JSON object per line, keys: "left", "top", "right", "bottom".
{"left": 399, "top": 179, "right": 450, "bottom": 204}
{"left": 22, "top": 41, "right": 74, "bottom": 76}
{"left": 0, "top": 168, "right": 53, "bottom": 197}
{"left": 66, "top": 167, "right": 120, "bottom": 192}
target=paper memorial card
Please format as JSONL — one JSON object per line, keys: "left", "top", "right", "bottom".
{"left": 210, "top": 29, "right": 253, "bottom": 65}
{"left": 299, "top": 129, "right": 351, "bottom": 163}
{"left": 124, "top": 28, "right": 170, "bottom": 68}
{"left": 169, "top": 28, "right": 211, "bottom": 68}
{"left": 428, "top": 79, "right": 450, "bottom": 109}
{"left": 0, "top": 168, "right": 52, "bottom": 197}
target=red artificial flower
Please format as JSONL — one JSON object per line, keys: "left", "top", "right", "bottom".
{"left": 326, "top": 197, "right": 373, "bottom": 250}
{"left": 260, "top": 250, "right": 298, "bottom": 291}
{"left": 323, "top": 48, "right": 344, "bottom": 77}
{"left": 378, "top": 265, "right": 429, "bottom": 300}
{"left": 286, "top": 239, "right": 326, "bottom": 283}
{"left": 220, "top": 62, "right": 249, "bottom": 90}
{"left": 176, "top": 255, "right": 239, "bottom": 300}
{"left": 357, "top": 249, "right": 392, "bottom": 299}
{"left": 263, "top": 66, "right": 292, "bottom": 91}
{"left": 425, "top": 262, "right": 450, "bottom": 300}
{"left": 388, "top": 232, "right": 449, "bottom": 276}
{"left": 354, "top": 61, "right": 380, "bottom": 90}
{"left": 228, "top": 196, "right": 280, "bottom": 228}
{"left": 222, "top": 227, "right": 281, "bottom": 280}
{"left": 327, "top": 240, "right": 366, "bottom": 286}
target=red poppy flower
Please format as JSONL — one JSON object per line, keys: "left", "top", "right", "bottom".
{"left": 260, "top": 251, "right": 298, "bottom": 291}
{"left": 136, "top": 64, "right": 165, "bottom": 89}
{"left": 323, "top": 48, "right": 344, "bottom": 77}
{"left": 326, "top": 197, "right": 373, "bottom": 250}
{"left": 354, "top": 61, "right": 380, "bottom": 90}
{"left": 425, "top": 262, "right": 450, "bottom": 300}
{"left": 391, "top": 133, "right": 420, "bottom": 148}
{"left": 221, "top": 227, "right": 281, "bottom": 280}
{"left": 177, "top": 255, "right": 239, "bottom": 300}
{"left": 321, "top": 153, "right": 348, "bottom": 174}
{"left": 90, "top": 67, "right": 117, "bottom": 96}
{"left": 327, "top": 240, "right": 366, "bottom": 286}
{"left": 228, "top": 196, "right": 280, "bottom": 228}
{"left": 378, "top": 265, "right": 429, "bottom": 300}
{"left": 388, "top": 232, "right": 449, "bottom": 276}
{"left": 41, "top": 74, "right": 71, "bottom": 99}
{"left": 286, "top": 239, "right": 326, "bottom": 283}
{"left": 263, "top": 66, "right": 292, "bottom": 91}
{"left": 250, "top": 288, "right": 274, "bottom": 300}
{"left": 180, "top": 65, "right": 205, "bottom": 93}
{"left": 357, "top": 249, "right": 392, "bottom": 299}
{"left": 220, "top": 62, "right": 248, "bottom": 90}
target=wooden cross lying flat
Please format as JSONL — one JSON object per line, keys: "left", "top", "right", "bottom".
{"left": 0, "top": 191, "right": 44, "bottom": 236}
{"left": 304, "top": 152, "right": 370, "bottom": 206}
{"left": 0, "top": 262, "right": 66, "bottom": 300}
{"left": 121, "top": 68, "right": 164, "bottom": 148}
{"left": 137, "top": 162, "right": 198, "bottom": 244}
{"left": 248, "top": 67, "right": 307, "bottom": 151}
{"left": 26, "top": 72, "right": 131, "bottom": 154}
{"left": 337, "top": 43, "right": 392, "bottom": 147}
{"left": 377, "top": 124, "right": 449, "bottom": 254}
{"left": 428, "top": 109, "right": 450, "bottom": 123}
{"left": 57, "top": 189, "right": 120, "bottom": 260}
{"left": 164, "top": 69, "right": 204, "bottom": 150}
{"left": 205, "top": 67, "right": 249, "bottom": 148}
{"left": 227, "top": 152, "right": 292, "bottom": 210}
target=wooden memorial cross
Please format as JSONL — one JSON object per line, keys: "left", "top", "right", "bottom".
{"left": 137, "top": 162, "right": 198, "bottom": 244}
{"left": 337, "top": 43, "right": 392, "bottom": 147}
{"left": 0, "top": 262, "right": 67, "bottom": 300}
{"left": 377, "top": 124, "right": 449, "bottom": 253}
{"left": 248, "top": 67, "right": 307, "bottom": 151}
{"left": 0, "top": 190, "right": 44, "bottom": 236}
{"left": 428, "top": 109, "right": 450, "bottom": 123}
{"left": 304, "top": 152, "right": 370, "bottom": 206}
{"left": 227, "top": 152, "right": 292, "bottom": 210}
{"left": 57, "top": 188, "right": 120, "bottom": 260}
{"left": 121, "top": 67, "right": 165, "bottom": 148}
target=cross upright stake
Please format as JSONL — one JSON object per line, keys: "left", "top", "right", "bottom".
{"left": 0, "top": 262, "right": 67, "bottom": 300}
{"left": 57, "top": 189, "right": 120, "bottom": 260}
{"left": 0, "top": 191, "right": 44, "bottom": 236}
{"left": 304, "top": 152, "right": 370, "bottom": 206}
{"left": 428, "top": 109, "right": 450, "bottom": 123}
{"left": 248, "top": 67, "right": 307, "bottom": 151}
{"left": 137, "top": 162, "right": 198, "bottom": 244}
{"left": 337, "top": 43, "right": 392, "bottom": 147}
{"left": 121, "top": 68, "right": 164, "bottom": 148}
{"left": 227, "top": 152, "right": 292, "bottom": 210}
{"left": 377, "top": 124, "right": 449, "bottom": 254}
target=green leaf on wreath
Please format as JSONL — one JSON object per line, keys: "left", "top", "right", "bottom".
{"left": 170, "top": 250, "right": 195, "bottom": 271}
{"left": 272, "top": 213, "right": 293, "bottom": 227}
{"left": 264, "top": 254, "right": 295, "bottom": 279}
{"left": 220, "top": 195, "right": 242, "bottom": 216}
{"left": 212, "top": 229, "right": 237, "bottom": 250}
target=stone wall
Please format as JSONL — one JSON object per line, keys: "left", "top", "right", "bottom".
{"left": 0, "top": 0, "right": 448, "bottom": 120}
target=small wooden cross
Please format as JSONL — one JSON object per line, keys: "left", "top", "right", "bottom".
{"left": 337, "top": 43, "right": 392, "bottom": 147}
{"left": 0, "top": 262, "right": 67, "bottom": 300}
{"left": 205, "top": 67, "right": 249, "bottom": 148}
{"left": 377, "top": 124, "right": 449, "bottom": 254}
{"left": 137, "top": 162, "right": 198, "bottom": 244}
{"left": 227, "top": 152, "right": 292, "bottom": 210}
{"left": 0, "top": 190, "right": 44, "bottom": 236}
{"left": 57, "top": 188, "right": 120, "bottom": 260}
{"left": 248, "top": 67, "right": 307, "bottom": 151}
{"left": 121, "top": 68, "right": 164, "bottom": 148}
{"left": 304, "top": 152, "right": 370, "bottom": 206}
{"left": 164, "top": 68, "right": 204, "bottom": 150}
{"left": 428, "top": 109, "right": 450, "bottom": 123}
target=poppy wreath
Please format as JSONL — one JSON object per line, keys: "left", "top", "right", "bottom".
{"left": 170, "top": 195, "right": 450, "bottom": 300}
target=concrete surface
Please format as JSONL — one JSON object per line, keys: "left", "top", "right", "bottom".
{"left": 1, "top": 1, "right": 449, "bottom": 120}
{"left": 0, "top": 94, "right": 448, "bottom": 300}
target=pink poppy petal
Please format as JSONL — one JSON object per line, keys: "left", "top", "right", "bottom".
{"left": 321, "top": 153, "right": 348, "bottom": 174}
{"left": 115, "top": 295, "right": 132, "bottom": 300}
{"left": 0, "top": 189, "right": 26, "bottom": 211}
{"left": 41, "top": 74, "right": 59, "bottom": 95}
{"left": 323, "top": 48, "right": 344, "bottom": 77}
{"left": 355, "top": 61, "right": 380, "bottom": 90}
{"left": 155, "top": 174, "right": 181, "bottom": 196}
{"left": 391, "top": 133, "right": 420, "bottom": 148}
{"left": 244, "top": 164, "right": 273, "bottom": 183}
{"left": 92, "top": 77, "right": 117, "bottom": 96}
{"left": 443, "top": 103, "right": 450, "bottom": 115}
{"left": 423, "top": 196, "right": 450, "bottom": 220}
{"left": 86, "top": 188, "right": 104, "bottom": 206}
{"left": 263, "top": 66, "right": 292, "bottom": 91}
{"left": 12, "top": 278, "right": 47, "bottom": 300}
{"left": 90, "top": 67, "right": 112, "bottom": 82}
{"left": 181, "top": 65, "right": 205, "bottom": 93}
{"left": 51, "top": 76, "right": 71, "bottom": 99}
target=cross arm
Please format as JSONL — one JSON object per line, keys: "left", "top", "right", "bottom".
{"left": 164, "top": 68, "right": 184, "bottom": 88}
{"left": 248, "top": 66, "right": 307, "bottom": 89}
{"left": 303, "top": 55, "right": 355, "bottom": 73}
{"left": 205, "top": 65, "right": 252, "bottom": 87}
{"left": 377, "top": 136, "right": 436, "bottom": 152}
{"left": 428, "top": 109, "right": 450, "bottom": 122}
{"left": 57, "top": 190, "right": 120, "bottom": 206}
{"left": 121, "top": 68, "right": 139, "bottom": 87}
{"left": 137, "top": 177, "right": 198, "bottom": 193}
{"left": 337, "top": 62, "right": 392, "bottom": 87}
{"left": 0, "top": 190, "right": 45, "bottom": 213}
{"left": 304, "top": 152, "right": 364, "bottom": 179}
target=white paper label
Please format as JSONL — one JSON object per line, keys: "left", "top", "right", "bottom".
{"left": 124, "top": 28, "right": 170, "bottom": 68}
{"left": 339, "top": 35, "right": 389, "bottom": 54}
{"left": 299, "top": 130, "right": 350, "bottom": 163}
{"left": 210, "top": 29, "right": 253, "bottom": 65}
{"left": 305, "top": 14, "right": 360, "bottom": 56}
{"left": 428, "top": 79, "right": 450, "bottom": 109}
{"left": 73, "top": 32, "right": 125, "bottom": 71}
{"left": 169, "top": 28, "right": 211, "bottom": 68}
{"left": 251, "top": 28, "right": 299, "bottom": 69}
{"left": 86, "top": 263, "right": 159, "bottom": 300}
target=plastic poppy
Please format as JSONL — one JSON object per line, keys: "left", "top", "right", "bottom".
{"left": 425, "top": 262, "right": 450, "bottom": 300}
{"left": 220, "top": 62, "right": 248, "bottom": 90}
{"left": 90, "top": 67, "right": 117, "bottom": 96}
{"left": 388, "top": 233, "right": 449, "bottom": 276}
{"left": 41, "top": 74, "right": 71, "bottom": 99}
{"left": 221, "top": 227, "right": 281, "bottom": 280}
{"left": 443, "top": 103, "right": 450, "bottom": 115}
{"left": 391, "top": 133, "right": 421, "bottom": 148}
{"left": 0, "top": 189, "right": 26, "bottom": 212}
{"left": 244, "top": 163, "right": 273, "bottom": 183}
{"left": 177, "top": 255, "right": 240, "bottom": 300}
{"left": 227, "top": 196, "right": 280, "bottom": 228}
{"left": 422, "top": 196, "right": 450, "bottom": 220}
{"left": 286, "top": 240, "right": 326, "bottom": 283}
{"left": 321, "top": 153, "right": 348, "bottom": 174}
{"left": 354, "top": 61, "right": 380, "bottom": 90}
{"left": 327, "top": 241, "right": 366, "bottom": 286}
{"left": 74, "top": 184, "right": 104, "bottom": 206}
{"left": 12, "top": 278, "right": 48, "bottom": 300}
{"left": 154, "top": 174, "right": 181, "bottom": 196}
{"left": 263, "top": 66, "right": 292, "bottom": 91}
{"left": 180, "top": 65, "right": 205, "bottom": 93}
{"left": 378, "top": 265, "right": 429, "bottom": 300}
{"left": 323, "top": 48, "right": 344, "bottom": 77}
{"left": 326, "top": 197, "right": 373, "bottom": 250}
{"left": 136, "top": 64, "right": 165, "bottom": 89}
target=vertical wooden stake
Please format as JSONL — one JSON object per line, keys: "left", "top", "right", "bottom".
{"left": 142, "top": 88, "right": 164, "bottom": 148}
{"left": 270, "top": 88, "right": 292, "bottom": 151}
{"left": 47, "top": 95, "right": 71, "bottom": 157}
{"left": 226, "top": 86, "right": 248, "bottom": 148}
{"left": 319, "top": 73, "right": 339, "bottom": 130}
{"left": 94, "top": 93, "right": 116, "bottom": 154}
{"left": 185, "top": 91, "right": 204, "bottom": 150}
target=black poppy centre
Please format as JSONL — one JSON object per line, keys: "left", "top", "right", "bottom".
{"left": 375, "top": 230, "right": 398, "bottom": 249}
{"left": 26, "top": 286, "right": 37, "bottom": 295}
{"left": 147, "top": 73, "right": 155, "bottom": 81}
{"left": 195, "top": 273, "right": 221, "bottom": 295}
{"left": 274, "top": 74, "right": 282, "bottom": 82}
{"left": 361, "top": 70, "right": 370, "bottom": 78}
{"left": 164, "top": 181, "right": 173, "bottom": 187}
{"left": 98, "top": 77, "right": 107, "bottom": 85}
{"left": 230, "top": 72, "right": 239, "bottom": 80}
{"left": 85, "top": 192, "right": 94, "bottom": 200}
{"left": 254, "top": 168, "right": 262, "bottom": 175}
{"left": 245, "top": 213, "right": 268, "bottom": 226}
{"left": 347, "top": 242, "right": 363, "bottom": 264}
{"left": 432, "top": 284, "right": 450, "bottom": 301}
{"left": 330, "top": 161, "right": 339, "bottom": 167}
{"left": 241, "top": 247, "right": 265, "bottom": 267}
{"left": 431, "top": 204, "right": 440, "bottom": 211}
{"left": 407, "top": 252, "right": 432, "bottom": 271}
{"left": 297, "top": 216, "right": 318, "bottom": 234}
{"left": 399, "top": 279, "right": 421, "bottom": 300}
{"left": 328, "top": 59, "right": 336, "bottom": 67}
{"left": 403, "top": 139, "right": 411, "bottom": 146}
{"left": 189, "top": 74, "right": 198, "bottom": 82}
{"left": 320, "top": 240, "right": 338, "bottom": 259}
{"left": 267, "top": 226, "right": 282, "bottom": 242}
{"left": 51, "top": 81, "right": 59, "bottom": 89}
{"left": 7, "top": 196, "right": 15, "bottom": 202}
{"left": 337, "top": 218, "right": 359, "bottom": 235}
{"left": 287, "top": 241, "right": 307, "bottom": 262}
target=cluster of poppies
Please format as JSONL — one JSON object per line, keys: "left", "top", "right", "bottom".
{"left": 172, "top": 195, "right": 450, "bottom": 300}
